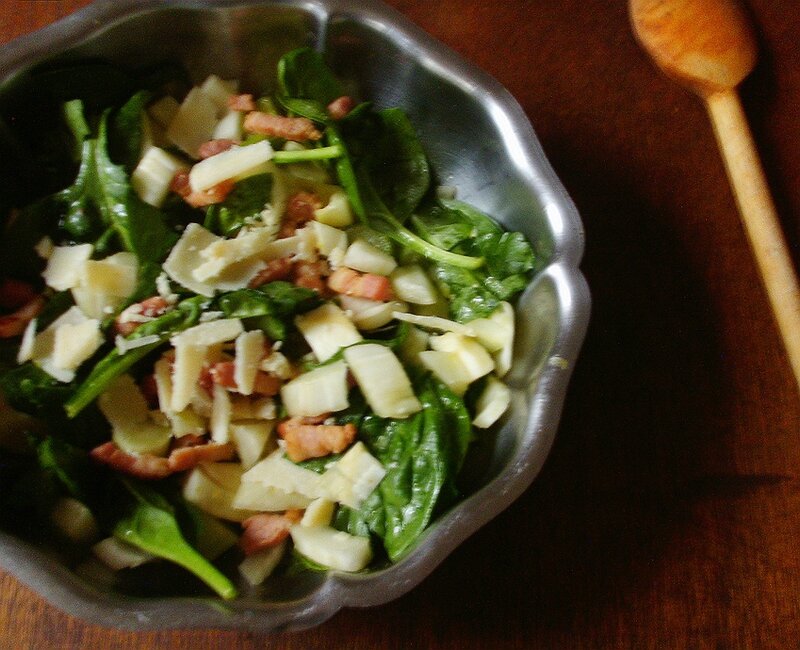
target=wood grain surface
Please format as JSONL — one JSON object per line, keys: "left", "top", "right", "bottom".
{"left": 2, "top": 0, "right": 800, "bottom": 647}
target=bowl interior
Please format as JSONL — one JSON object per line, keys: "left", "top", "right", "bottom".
{"left": 0, "top": 0, "right": 587, "bottom": 631}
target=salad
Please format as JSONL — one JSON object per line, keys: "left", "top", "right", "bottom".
{"left": 0, "top": 48, "right": 535, "bottom": 599}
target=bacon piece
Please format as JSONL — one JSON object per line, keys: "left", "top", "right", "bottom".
{"left": 115, "top": 296, "right": 171, "bottom": 336}
{"left": 327, "top": 267, "right": 393, "bottom": 301}
{"left": 171, "top": 170, "right": 234, "bottom": 207}
{"left": 239, "top": 512, "right": 295, "bottom": 555}
{"left": 292, "top": 259, "right": 331, "bottom": 295}
{"left": 211, "top": 362, "right": 280, "bottom": 396}
{"left": 197, "top": 138, "right": 238, "bottom": 159}
{"left": 248, "top": 257, "right": 295, "bottom": 288}
{"left": 253, "top": 372, "right": 281, "bottom": 396}
{"left": 327, "top": 96, "right": 355, "bottom": 120}
{"left": 277, "top": 418, "right": 357, "bottom": 462}
{"left": 0, "top": 278, "right": 37, "bottom": 310}
{"left": 89, "top": 442, "right": 172, "bottom": 480}
{"left": 243, "top": 111, "right": 322, "bottom": 142}
{"left": 171, "top": 433, "right": 207, "bottom": 450}
{"left": 167, "top": 442, "right": 236, "bottom": 472}
{"left": 0, "top": 295, "right": 45, "bottom": 338}
{"left": 227, "top": 94, "right": 256, "bottom": 112}
{"left": 279, "top": 191, "right": 323, "bottom": 238}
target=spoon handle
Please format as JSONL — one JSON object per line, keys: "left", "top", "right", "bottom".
{"left": 705, "top": 89, "right": 800, "bottom": 390}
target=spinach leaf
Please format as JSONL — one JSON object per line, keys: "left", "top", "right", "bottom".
{"left": 114, "top": 479, "right": 237, "bottom": 600}
{"left": 0, "top": 363, "right": 75, "bottom": 418}
{"left": 412, "top": 200, "right": 535, "bottom": 321}
{"left": 108, "top": 90, "right": 152, "bottom": 173}
{"left": 338, "top": 374, "right": 472, "bottom": 561}
{"left": 204, "top": 174, "right": 272, "bottom": 237}
{"left": 64, "top": 296, "right": 207, "bottom": 418}
{"left": 217, "top": 282, "right": 320, "bottom": 340}
{"left": 35, "top": 435, "right": 98, "bottom": 504}
{"left": 62, "top": 100, "right": 91, "bottom": 160}
{"left": 277, "top": 47, "right": 343, "bottom": 105}
{"left": 358, "top": 108, "right": 430, "bottom": 223}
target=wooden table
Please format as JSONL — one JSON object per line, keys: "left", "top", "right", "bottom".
{"left": 2, "top": 0, "right": 800, "bottom": 647}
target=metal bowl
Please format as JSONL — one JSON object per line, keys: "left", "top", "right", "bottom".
{"left": 0, "top": 0, "right": 590, "bottom": 632}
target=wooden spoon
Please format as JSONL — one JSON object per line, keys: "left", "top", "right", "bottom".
{"left": 630, "top": 0, "right": 800, "bottom": 393}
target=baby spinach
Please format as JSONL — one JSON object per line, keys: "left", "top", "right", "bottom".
{"left": 204, "top": 174, "right": 273, "bottom": 237}
{"left": 0, "top": 363, "right": 76, "bottom": 418}
{"left": 277, "top": 47, "right": 343, "bottom": 105}
{"left": 114, "top": 479, "right": 237, "bottom": 600}
{"left": 337, "top": 373, "right": 473, "bottom": 561}
{"left": 217, "top": 281, "right": 320, "bottom": 340}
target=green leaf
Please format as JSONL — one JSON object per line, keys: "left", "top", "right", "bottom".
{"left": 114, "top": 480, "right": 237, "bottom": 600}
{"left": 277, "top": 47, "right": 343, "bottom": 104}
{"left": 0, "top": 363, "right": 75, "bottom": 418}
{"left": 108, "top": 90, "right": 152, "bottom": 173}
{"left": 204, "top": 174, "right": 272, "bottom": 237}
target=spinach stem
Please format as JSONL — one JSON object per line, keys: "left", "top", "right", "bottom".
{"left": 272, "top": 144, "right": 343, "bottom": 164}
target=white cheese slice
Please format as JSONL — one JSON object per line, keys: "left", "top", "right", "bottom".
{"left": 338, "top": 295, "right": 407, "bottom": 331}
{"left": 212, "top": 109, "right": 243, "bottom": 141}
{"left": 232, "top": 482, "right": 312, "bottom": 512}
{"left": 418, "top": 350, "right": 470, "bottom": 396}
{"left": 312, "top": 221, "right": 348, "bottom": 257}
{"left": 321, "top": 441, "right": 386, "bottom": 509}
{"left": 390, "top": 265, "right": 438, "bottom": 305}
{"left": 167, "top": 87, "right": 219, "bottom": 158}
{"left": 290, "top": 525, "right": 372, "bottom": 572}
{"left": 183, "top": 464, "right": 256, "bottom": 522}
{"left": 429, "top": 332, "right": 494, "bottom": 382}
{"left": 198, "top": 75, "right": 237, "bottom": 114}
{"left": 295, "top": 303, "right": 363, "bottom": 362}
{"left": 189, "top": 141, "right": 274, "bottom": 193}
{"left": 42, "top": 244, "right": 93, "bottom": 291}
{"left": 52, "top": 318, "right": 102, "bottom": 371}
{"left": 280, "top": 360, "right": 350, "bottom": 417}
{"left": 79, "top": 252, "right": 138, "bottom": 297}
{"left": 171, "top": 343, "right": 207, "bottom": 412}
{"left": 342, "top": 239, "right": 397, "bottom": 276}
{"left": 230, "top": 420, "right": 274, "bottom": 470}
{"left": 239, "top": 542, "right": 286, "bottom": 586}
{"left": 17, "top": 318, "right": 37, "bottom": 364}
{"left": 163, "top": 223, "right": 221, "bottom": 296}
{"left": 313, "top": 189, "right": 354, "bottom": 228}
{"left": 171, "top": 318, "right": 243, "bottom": 348}
{"left": 300, "top": 498, "right": 336, "bottom": 528}
{"left": 132, "top": 146, "right": 186, "bottom": 207}
{"left": 472, "top": 376, "right": 512, "bottom": 429}
{"left": 210, "top": 383, "right": 232, "bottom": 444}
{"left": 30, "top": 306, "right": 92, "bottom": 382}
{"left": 391, "top": 311, "right": 475, "bottom": 336}
{"left": 343, "top": 344, "right": 421, "bottom": 418}
{"left": 98, "top": 373, "right": 150, "bottom": 429}
{"left": 234, "top": 330, "right": 264, "bottom": 396}
{"left": 241, "top": 450, "right": 327, "bottom": 500}
{"left": 193, "top": 227, "right": 276, "bottom": 282}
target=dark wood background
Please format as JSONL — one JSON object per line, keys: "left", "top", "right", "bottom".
{"left": 2, "top": 0, "right": 800, "bottom": 647}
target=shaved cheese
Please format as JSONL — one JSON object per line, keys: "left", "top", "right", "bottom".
{"left": 171, "top": 318, "right": 243, "bottom": 348}
{"left": 198, "top": 75, "right": 237, "bottom": 113}
{"left": 17, "top": 318, "right": 37, "bottom": 364}
{"left": 153, "top": 358, "right": 174, "bottom": 414}
{"left": 343, "top": 344, "right": 421, "bottom": 418}
{"left": 338, "top": 295, "right": 407, "bottom": 330}
{"left": 252, "top": 397, "right": 277, "bottom": 420}
{"left": 171, "top": 343, "right": 207, "bottom": 412}
{"left": 213, "top": 109, "right": 243, "bottom": 141}
{"left": 239, "top": 542, "right": 286, "bottom": 586}
{"left": 472, "top": 376, "right": 511, "bottom": 428}
{"left": 418, "top": 350, "right": 469, "bottom": 395}
{"left": 52, "top": 319, "right": 102, "bottom": 371}
{"left": 429, "top": 332, "right": 494, "bottom": 381}
{"left": 280, "top": 361, "right": 350, "bottom": 417}
{"left": 242, "top": 450, "right": 327, "bottom": 500}
{"left": 391, "top": 311, "right": 474, "bottom": 335}
{"left": 132, "top": 146, "right": 186, "bottom": 207}
{"left": 30, "top": 306, "right": 92, "bottom": 382}
{"left": 183, "top": 464, "right": 256, "bottom": 522}
{"left": 312, "top": 221, "right": 348, "bottom": 257}
{"left": 342, "top": 239, "right": 397, "bottom": 276}
{"left": 147, "top": 95, "right": 180, "bottom": 129}
{"left": 232, "top": 482, "right": 312, "bottom": 511}
{"left": 313, "top": 189, "right": 354, "bottom": 227}
{"left": 295, "top": 303, "right": 362, "bottom": 362}
{"left": 42, "top": 244, "right": 93, "bottom": 291}
{"left": 163, "top": 223, "right": 221, "bottom": 296}
{"left": 167, "top": 87, "right": 219, "bottom": 158}
{"left": 189, "top": 141, "right": 274, "bottom": 192}
{"left": 259, "top": 350, "right": 292, "bottom": 380}
{"left": 80, "top": 253, "right": 138, "bottom": 296}
{"left": 193, "top": 227, "right": 275, "bottom": 281}
{"left": 321, "top": 442, "right": 386, "bottom": 509}
{"left": 290, "top": 526, "right": 372, "bottom": 572}
{"left": 234, "top": 330, "right": 264, "bottom": 395}
{"left": 230, "top": 421, "right": 273, "bottom": 470}
{"left": 390, "top": 265, "right": 438, "bottom": 305}
{"left": 98, "top": 374, "right": 150, "bottom": 428}
{"left": 301, "top": 498, "right": 335, "bottom": 528}
{"left": 210, "top": 383, "right": 232, "bottom": 444}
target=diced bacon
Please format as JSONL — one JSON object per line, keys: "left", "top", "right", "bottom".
{"left": 277, "top": 418, "right": 357, "bottom": 462}
{"left": 139, "top": 374, "right": 159, "bottom": 409}
{"left": 243, "top": 111, "right": 322, "bottom": 142}
{"left": 198, "top": 363, "right": 215, "bottom": 395}
{"left": 171, "top": 170, "right": 234, "bottom": 207}
{"left": 210, "top": 361, "right": 237, "bottom": 389}
{"left": 167, "top": 441, "right": 236, "bottom": 472}
{"left": 210, "top": 363, "right": 280, "bottom": 396}
{"left": 247, "top": 257, "right": 295, "bottom": 288}
{"left": 0, "top": 295, "right": 45, "bottom": 338}
{"left": 115, "top": 296, "right": 171, "bottom": 337}
{"left": 0, "top": 278, "right": 38, "bottom": 310}
{"left": 197, "top": 138, "right": 238, "bottom": 159}
{"left": 252, "top": 372, "right": 281, "bottom": 396}
{"left": 89, "top": 442, "right": 172, "bottom": 480}
{"left": 327, "top": 267, "right": 393, "bottom": 301}
{"left": 227, "top": 94, "right": 257, "bottom": 112}
{"left": 171, "top": 433, "right": 207, "bottom": 450}
{"left": 279, "top": 192, "right": 323, "bottom": 238}
{"left": 292, "top": 259, "right": 330, "bottom": 295}
{"left": 239, "top": 512, "right": 295, "bottom": 555}
{"left": 327, "top": 96, "right": 355, "bottom": 120}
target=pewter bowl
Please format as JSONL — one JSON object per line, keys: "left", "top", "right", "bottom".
{"left": 0, "top": 0, "right": 590, "bottom": 631}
